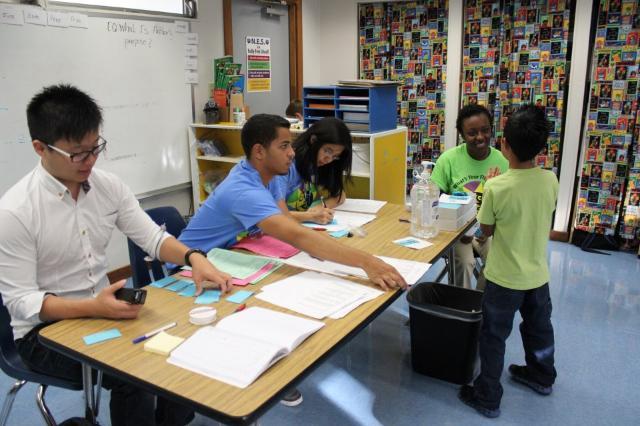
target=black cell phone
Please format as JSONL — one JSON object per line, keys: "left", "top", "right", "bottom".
{"left": 114, "top": 288, "right": 147, "bottom": 305}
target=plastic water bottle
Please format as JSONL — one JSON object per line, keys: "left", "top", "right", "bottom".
{"left": 410, "top": 161, "right": 439, "bottom": 239}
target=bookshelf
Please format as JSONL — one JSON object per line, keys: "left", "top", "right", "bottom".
{"left": 303, "top": 85, "right": 397, "bottom": 132}
{"left": 188, "top": 123, "right": 408, "bottom": 210}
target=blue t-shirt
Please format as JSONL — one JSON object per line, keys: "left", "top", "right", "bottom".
{"left": 270, "top": 162, "right": 321, "bottom": 211}
{"left": 178, "top": 160, "right": 283, "bottom": 253}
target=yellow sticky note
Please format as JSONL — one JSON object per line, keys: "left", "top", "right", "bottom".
{"left": 143, "top": 332, "right": 185, "bottom": 356}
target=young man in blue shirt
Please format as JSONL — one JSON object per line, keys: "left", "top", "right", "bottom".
{"left": 179, "top": 114, "right": 406, "bottom": 292}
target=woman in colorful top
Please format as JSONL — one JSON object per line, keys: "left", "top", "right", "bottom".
{"left": 270, "top": 117, "right": 352, "bottom": 224}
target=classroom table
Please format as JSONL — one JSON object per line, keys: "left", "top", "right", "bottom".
{"left": 39, "top": 204, "right": 473, "bottom": 425}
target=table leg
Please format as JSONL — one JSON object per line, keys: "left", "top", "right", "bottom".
{"left": 82, "top": 363, "right": 97, "bottom": 424}
{"left": 447, "top": 245, "right": 456, "bottom": 286}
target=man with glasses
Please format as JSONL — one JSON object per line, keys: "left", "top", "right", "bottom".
{"left": 431, "top": 104, "right": 509, "bottom": 290}
{"left": 0, "top": 84, "right": 232, "bottom": 426}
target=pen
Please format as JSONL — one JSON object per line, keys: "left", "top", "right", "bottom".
{"left": 132, "top": 322, "right": 177, "bottom": 344}
{"left": 321, "top": 196, "right": 327, "bottom": 208}
{"left": 234, "top": 304, "right": 247, "bottom": 313}
{"left": 398, "top": 218, "right": 410, "bottom": 223}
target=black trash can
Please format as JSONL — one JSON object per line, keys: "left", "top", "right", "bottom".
{"left": 407, "top": 282, "right": 483, "bottom": 385}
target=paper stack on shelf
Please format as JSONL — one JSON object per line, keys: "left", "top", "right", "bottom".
{"left": 437, "top": 193, "right": 477, "bottom": 231}
{"left": 337, "top": 79, "right": 399, "bottom": 87}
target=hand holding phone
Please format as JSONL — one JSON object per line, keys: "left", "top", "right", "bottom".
{"left": 114, "top": 288, "right": 147, "bottom": 305}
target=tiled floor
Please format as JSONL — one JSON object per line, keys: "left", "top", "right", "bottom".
{"left": 2, "top": 241, "right": 639, "bottom": 425}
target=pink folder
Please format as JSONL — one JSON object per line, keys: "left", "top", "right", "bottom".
{"left": 231, "top": 235, "right": 300, "bottom": 259}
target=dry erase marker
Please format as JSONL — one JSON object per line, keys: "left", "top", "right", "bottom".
{"left": 132, "top": 322, "right": 177, "bottom": 344}
{"left": 234, "top": 304, "right": 247, "bottom": 313}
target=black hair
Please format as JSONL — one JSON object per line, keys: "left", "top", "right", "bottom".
{"left": 293, "top": 117, "right": 352, "bottom": 198}
{"left": 26, "top": 84, "right": 102, "bottom": 145}
{"left": 504, "top": 104, "right": 550, "bottom": 162}
{"left": 285, "top": 99, "right": 302, "bottom": 117}
{"left": 240, "top": 114, "right": 291, "bottom": 159}
{"left": 456, "top": 104, "right": 493, "bottom": 135}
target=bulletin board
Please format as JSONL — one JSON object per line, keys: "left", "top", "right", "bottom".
{"left": 358, "top": 1, "right": 449, "bottom": 193}
{"left": 574, "top": 0, "right": 639, "bottom": 242}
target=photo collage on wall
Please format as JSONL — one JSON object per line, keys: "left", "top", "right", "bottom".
{"left": 461, "top": 0, "right": 572, "bottom": 176}
{"left": 575, "top": 0, "right": 639, "bottom": 241}
{"left": 358, "top": 1, "right": 449, "bottom": 193}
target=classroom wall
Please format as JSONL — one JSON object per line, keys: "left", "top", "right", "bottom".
{"left": 105, "top": 0, "right": 225, "bottom": 271}
{"left": 302, "top": 0, "right": 360, "bottom": 85}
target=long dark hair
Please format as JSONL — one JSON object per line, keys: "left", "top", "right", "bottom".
{"left": 293, "top": 117, "right": 352, "bottom": 198}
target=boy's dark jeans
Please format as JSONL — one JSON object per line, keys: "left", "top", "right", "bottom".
{"left": 473, "top": 281, "right": 557, "bottom": 409}
{"left": 16, "top": 323, "right": 194, "bottom": 426}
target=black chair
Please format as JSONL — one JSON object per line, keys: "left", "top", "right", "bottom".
{"left": 127, "top": 206, "right": 187, "bottom": 288}
{"left": 0, "top": 294, "right": 98, "bottom": 426}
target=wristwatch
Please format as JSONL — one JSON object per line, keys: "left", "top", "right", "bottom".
{"left": 184, "top": 248, "right": 207, "bottom": 267}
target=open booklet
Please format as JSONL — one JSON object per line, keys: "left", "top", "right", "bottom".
{"left": 167, "top": 307, "right": 324, "bottom": 388}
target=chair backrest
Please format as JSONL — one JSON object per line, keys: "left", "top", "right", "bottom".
{"left": 0, "top": 293, "right": 26, "bottom": 379}
{"left": 127, "top": 206, "right": 187, "bottom": 288}
{"left": 0, "top": 293, "right": 82, "bottom": 390}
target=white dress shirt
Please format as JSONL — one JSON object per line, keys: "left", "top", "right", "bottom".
{"left": 0, "top": 163, "right": 169, "bottom": 339}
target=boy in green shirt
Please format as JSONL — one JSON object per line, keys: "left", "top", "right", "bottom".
{"left": 459, "top": 105, "right": 559, "bottom": 418}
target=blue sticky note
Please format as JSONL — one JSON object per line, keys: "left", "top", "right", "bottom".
{"left": 195, "top": 290, "right": 221, "bottom": 304}
{"left": 178, "top": 284, "right": 197, "bottom": 297}
{"left": 397, "top": 238, "right": 420, "bottom": 247}
{"left": 148, "top": 276, "right": 178, "bottom": 288}
{"left": 166, "top": 280, "right": 192, "bottom": 292}
{"left": 227, "top": 290, "right": 254, "bottom": 304}
{"left": 83, "top": 329, "right": 121, "bottom": 345}
{"left": 329, "top": 229, "right": 349, "bottom": 238}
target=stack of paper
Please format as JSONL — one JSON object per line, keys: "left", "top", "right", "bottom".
{"left": 168, "top": 307, "right": 324, "bottom": 388}
{"left": 302, "top": 211, "right": 376, "bottom": 233}
{"left": 280, "top": 252, "right": 431, "bottom": 285}
{"left": 207, "top": 248, "right": 282, "bottom": 286}
{"left": 257, "top": 271, "right": 383, "bottom": 319}
{"left": 335, "top": 198, "right": 387, "bottom": 214}
{"left": 438, "top": 194, "right": 477, "bottom": 231}
{"left": 231, "top": 235, "right": 300, "bottom": 259}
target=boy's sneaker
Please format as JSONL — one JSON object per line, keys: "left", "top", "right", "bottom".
{"left": 458, "top": 385, "right": 500, "bottom": 419}
{"left": 508, "top": 364, "right": 553, "bottom": 396}
{"left": 280, "top": 388, "right": 303, "bottom": 407}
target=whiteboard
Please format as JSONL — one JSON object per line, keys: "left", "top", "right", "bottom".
{"left": 0, "top": 7, "right": 192, "bottom": 195}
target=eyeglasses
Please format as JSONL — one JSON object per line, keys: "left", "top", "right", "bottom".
{"left": 45, "top": 138, "right": 108, "bottom": 163}
{"left": 321, "top": 146, "right": 341, "bottom": 161}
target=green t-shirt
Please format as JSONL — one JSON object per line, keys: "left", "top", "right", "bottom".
{"left": 431, "top": 144, "right": 509, "bottom": 208}
{"left": 478, "top": 167, "right": 559, "bottom": 290}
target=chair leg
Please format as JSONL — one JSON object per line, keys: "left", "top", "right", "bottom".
{"left": 93, "top": 370, "right": 103, "bottom": 417}
{"left": 36, "top": 384, "right": 56, "bottom": 426}
{"left": 0, "top": 380, "right": 27, "bottom": 426}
